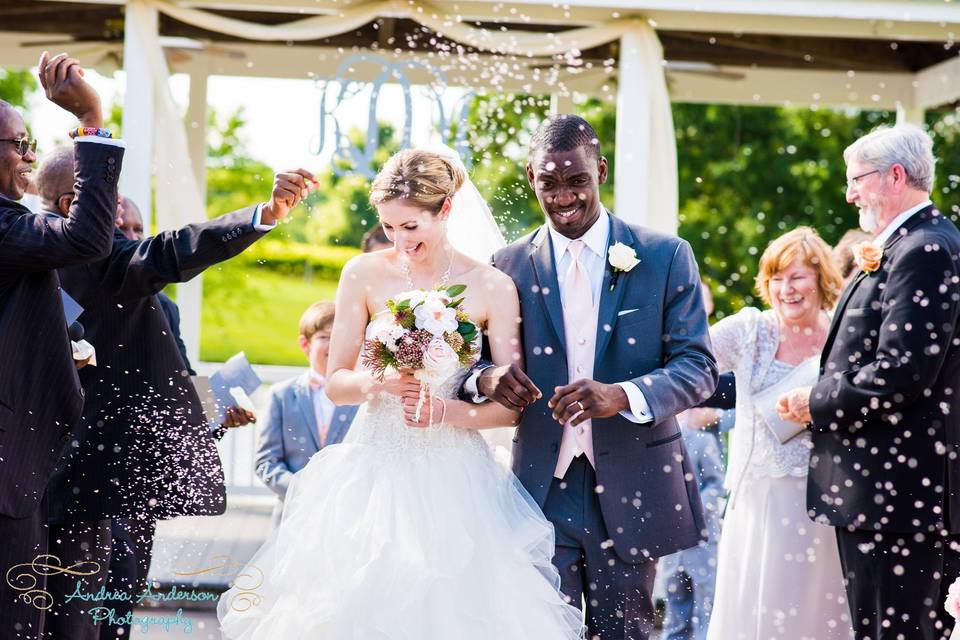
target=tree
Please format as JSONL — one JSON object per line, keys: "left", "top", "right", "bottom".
{"left": 0, "top": 70, "right": 38, "bottom": 110}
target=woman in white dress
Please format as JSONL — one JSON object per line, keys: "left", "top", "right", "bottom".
{"left": 217, "top": 149, "right": 584, "bottom": 639}
{"left": 706, "top": 227, "right": 855, "bottom": 639}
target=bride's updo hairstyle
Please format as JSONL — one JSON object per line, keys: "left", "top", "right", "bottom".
{"left": 369, "top": 149, "right": 466, "bottom": 213}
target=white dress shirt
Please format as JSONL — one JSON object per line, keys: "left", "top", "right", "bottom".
{"left": 308, "top": 370, "right": 336, "bottom": 439}
{"left": 873, "top": 199, "right": 932, "bottom": 247}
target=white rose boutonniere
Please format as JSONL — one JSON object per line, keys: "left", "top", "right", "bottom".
{"left": 607, "top": 242, "right": 639, "bottom": 291}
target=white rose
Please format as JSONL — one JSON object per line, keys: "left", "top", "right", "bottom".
{"left": 414, "top": 298, "right": 458, "bottom": 335}
{"left": 418, "top": 337, "right": 460, "bottom": 386}
{"left": 608, "top": 242, "right": 639, "bottom": 272}
{"left": 372, "top": 318, "right": 407, "bottom": 353}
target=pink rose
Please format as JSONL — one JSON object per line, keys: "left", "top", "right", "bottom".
{"left": 417, "top": 337, "right": 460, "bottom": 386}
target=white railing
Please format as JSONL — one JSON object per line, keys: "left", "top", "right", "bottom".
{"left": 196, "top": 361, "right": 309, "bottom": 496}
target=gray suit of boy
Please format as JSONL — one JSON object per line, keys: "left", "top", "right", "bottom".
{"left": 255, "top": 372, "right": 358, "bottom": 523}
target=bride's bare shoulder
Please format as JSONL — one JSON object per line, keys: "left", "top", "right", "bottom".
{"left": 342, "top": 249, "right": 395, "bottom": 278}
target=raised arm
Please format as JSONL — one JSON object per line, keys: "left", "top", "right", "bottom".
{"left": 0, "top": 53, "right": 121, "bottom": 273}
{"left": 70, "top": 208, "right": 265, "bottom": 300}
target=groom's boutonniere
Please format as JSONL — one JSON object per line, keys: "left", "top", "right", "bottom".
{"left": 851, "top": 241, "right": 883, "bottom": 274}
{"left": 607, "top": 242, "right": 639, "bottom": 291}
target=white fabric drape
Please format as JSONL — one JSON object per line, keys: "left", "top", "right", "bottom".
{"left": 126, "top": 0, "right": 207, "bottom": 229}
{"left": 130, "top": 0, "right": 677, "bottom": 231}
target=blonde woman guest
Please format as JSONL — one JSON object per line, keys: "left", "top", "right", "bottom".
{"left": 706, "top": 228, "right": 854, "bottom": 639}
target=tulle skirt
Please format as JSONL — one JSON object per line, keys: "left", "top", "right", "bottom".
{"left": 218, "top": 421, "right": 584, "bottom": 639}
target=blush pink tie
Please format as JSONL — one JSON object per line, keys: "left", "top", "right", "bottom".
{"left": 554, "top": 240, "right": 598, "bottom": 479}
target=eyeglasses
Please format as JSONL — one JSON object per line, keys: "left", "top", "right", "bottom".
{"left": 846, "top": 169, "right": 880, "bottom": 189}
{"left": 0, "top": 137, "right": 38, "bottom": 157}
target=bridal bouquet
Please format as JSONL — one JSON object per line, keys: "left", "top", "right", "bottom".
{"left": 945, "top": 576, "right": 960, "bottom": 635}
{"left": 363, "top": 285, "right": 479, "bottom": 420}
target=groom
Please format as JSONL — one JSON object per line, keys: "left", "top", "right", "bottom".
{"left": 466, "top": 115, "right": 718, "bottom": 639}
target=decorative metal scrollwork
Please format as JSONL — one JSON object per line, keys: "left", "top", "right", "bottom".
{"left": 315, "top": 54, "right": 475, "bottom": 177}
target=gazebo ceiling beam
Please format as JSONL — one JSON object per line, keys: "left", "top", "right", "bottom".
{"left": 667, "top": 65, "right": 914, "bottom": 110}
{"left": 35, "top": 0, "right": 960, "bottom": 41}
{"left": 1, "top": 31, "right": 919, "bottom": 110}
{"left": 914, "top": 55, "right": 960, "bottom": 110}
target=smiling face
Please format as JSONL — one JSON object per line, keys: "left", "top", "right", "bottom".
{"left": 767, "top": 258, "right": 823, "bottom": 324}
{"left": 845, "top": 159, "right": 890, "bottom": 234}
{"left": 116, "top": 196, "right": 145, "bottom": 241}
{"left": 376, "top": 198, "right": 450, "bottom": 262}
{"left": 0, "top": 107, "right": 36, "bottom": 201}
{"left": 299, "top": 327, "right": 332, "bottom": 374}
{"left": 527, "top": 146, "right": 607, "bottom": 239}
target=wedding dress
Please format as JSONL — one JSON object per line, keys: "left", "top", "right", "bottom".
{"left": 218, "top": 327, "right": 585, "bottom": 639}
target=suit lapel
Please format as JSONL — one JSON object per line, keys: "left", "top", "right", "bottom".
{"left": 820, "top": 270, "right": 868, "bottom": 371}
{"left": 294, "top": 374, "right": 322, "bottom": 451}
{"left": 327, "top": 405, "right": 356, "bottom": 445}
{"left": 821, "top": 205, "right": 937, "bottom": 371}
{"left": 594, "top": 214, "right": 633, "bottom": 363}
{"left": 530, "top": 226, "right": 567, "bottom": 347}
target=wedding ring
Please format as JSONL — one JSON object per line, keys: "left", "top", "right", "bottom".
{"left": 575, "top": 401, "right": 585, "bottom": 413}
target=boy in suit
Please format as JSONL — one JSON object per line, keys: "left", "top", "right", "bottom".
{"left": 255, "top": 301, "right": 359, "bottom": 524}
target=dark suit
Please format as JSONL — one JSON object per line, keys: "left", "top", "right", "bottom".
{"left": 45, "top": 208, "right": 268, "bottom": 639}
{"left": 493, "top": 213, "right": 717, "bottom": 639}
{"left": 808, "top": 205, "right": 960, "bottom": 640}
{"left": 0, "top": 140, "right": 122, "bottom": 639}
{"left": 157, "top": 291, "right": 195, "bottom": 375}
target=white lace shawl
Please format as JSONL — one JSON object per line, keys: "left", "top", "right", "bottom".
{"left": 710, "top": 307, "right": 818, "bottom": 491}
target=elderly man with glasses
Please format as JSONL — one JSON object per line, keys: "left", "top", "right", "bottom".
{"left": 779, "top": 124, "right": 960, "bottom": 640}
{"left": 0, "top": 52, "right": 124, "bottom": 640}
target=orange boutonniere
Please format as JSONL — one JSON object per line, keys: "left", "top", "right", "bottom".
{"left": 851, "top": 241, "right": 883, "bottom": 274}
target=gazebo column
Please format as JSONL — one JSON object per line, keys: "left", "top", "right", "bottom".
{"left": 896, "top": 102, "right": 925, "bottom": 126}
{"left": 614, "top": 23, "right": 678, "bottom": 234}
{"left": 550, "top": 93, "right": 575, "bottom": 115}
{"left": 120, "top": 0, "right": 158, "bottom": 232}
{"left": 178, "top": 63, "right": 210, "bottom": 367}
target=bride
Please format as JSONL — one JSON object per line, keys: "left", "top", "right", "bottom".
{"left": 218, "top": 149, "right": 585, "bottom": 639}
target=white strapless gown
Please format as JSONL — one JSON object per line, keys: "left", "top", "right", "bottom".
{"left": 218, "top": 336, "right": 584, "bottom": 639}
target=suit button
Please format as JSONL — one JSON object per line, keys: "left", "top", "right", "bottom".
{"left": 107, "top": 157, "right": 116, "bottom": 165}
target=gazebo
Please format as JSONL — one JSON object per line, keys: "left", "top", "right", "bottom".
{"left": 2, "top": 0, "right": 959, "bottom": 365}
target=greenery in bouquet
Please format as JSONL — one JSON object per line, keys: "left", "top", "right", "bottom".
{"left": 362, "top": 284, "right": 479, "bottom": 385}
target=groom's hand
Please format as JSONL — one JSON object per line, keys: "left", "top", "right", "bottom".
{"left": 549, "top": 380, "right": 629, "bottom": 426}
{"left": 261, "top": 169, "right": 318, "bottom": 224}
{"left": 478, "top": 363, "right": 541, "bottom": 411}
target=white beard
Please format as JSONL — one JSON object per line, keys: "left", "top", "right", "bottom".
{"left": 858, "top": 207, "right": 878, "bottom": 233}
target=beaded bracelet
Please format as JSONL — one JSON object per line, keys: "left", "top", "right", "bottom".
{"left": 68, "top": 127, "right": 113, "bottom": 139}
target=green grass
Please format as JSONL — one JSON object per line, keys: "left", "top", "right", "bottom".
{"left": 198, "top": 262, "right": 339, "bottom": 365}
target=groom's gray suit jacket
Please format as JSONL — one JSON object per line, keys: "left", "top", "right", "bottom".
{"left": 494, "top": 213, "right": 718, "bottom": 562}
